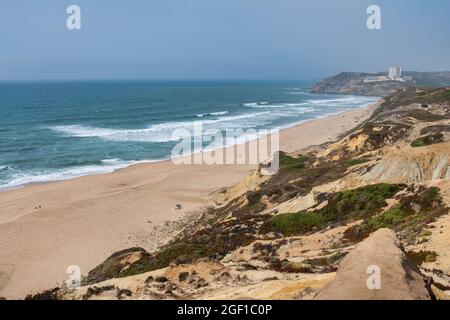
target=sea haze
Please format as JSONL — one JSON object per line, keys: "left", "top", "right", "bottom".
{"left": 0, "top": 80, "right": 378, "bottom": 188}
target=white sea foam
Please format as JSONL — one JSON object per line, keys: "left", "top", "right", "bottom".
{"left": 50, "top": 111, "right": 272, "bottom": 143}
{"left": 270, "top": 107, "right": 315, "bottom": 117}
{"left": 245, "top": 102, "right": 309, "bottom": 108}
{"left": 0, "top": 165, "right": 120, "bottom": 189}
{"left": 243, "top": 102, "right": 269, "bottom": 107}
{"left": 0, "top": 158, "right": 163, "bottom": 190}
{"left": 285, "top": 88, "right": 308, "bottom": 95}
{"left": 101, "top": 158, "right": 126, "bottom": 165}
{"left": 306, "top": 97, "right": 357, "bottom": 104}
{"left": 306, "top": 96, "right": 378, "bottom": 106}
{"left": 196, "top": 111, "right": 229, "bottom": 117}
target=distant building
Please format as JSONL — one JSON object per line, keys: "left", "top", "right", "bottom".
{"left": 364, "top": 65, "right": 409, "bottom": 83}
{"left": 388, "top": 66, "right": 402, "bottom": 80}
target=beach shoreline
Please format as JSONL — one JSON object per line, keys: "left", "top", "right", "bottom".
{"left": 0, "top": 102, "right": 376, "bottom": 193}
{"left": 0, "top": 103, "right": 377, "bottom": 299}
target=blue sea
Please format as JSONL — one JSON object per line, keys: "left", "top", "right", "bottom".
{"left": 0, "top": 80, "right": 378, "bottom": 189}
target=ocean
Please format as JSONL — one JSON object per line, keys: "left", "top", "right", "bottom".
{"left": 0, "top": 80, "right": 378, "bottom": 189}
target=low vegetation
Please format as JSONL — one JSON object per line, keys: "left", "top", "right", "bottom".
{"left": 279, "top": 152, "right": 309, "bottom": 171}
{"left": 344, "top": 186, "right": 448, "bottom": 243}
{"left": 271, "top": 184, "right": 403, "bottom": 236}
{"left": 440, "top": 89, "right": 450, "bottom": 100}
{"left": 117, "top": 243, "right": 204, "bottom": 278}
{"left": 347, "top": 158, "right": 371, "bottom": 166}
{"left": 271, "top": 211, "right": 325, "bottom": 236}
{"left": 406, "top": 250, "right": 438, "bottom": 266}
{"left": 411, "top": 133, "right": 444, "bottom": 147}
{"left": 117, "top": 214, "right": 269, "bottom": 277}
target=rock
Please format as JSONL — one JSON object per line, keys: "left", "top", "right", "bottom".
{"left": 155, "top": 276, "right": 168, "bottom": 283}
{"left": 216, "top": 271, "right": 231, "bottom": 282}
{"left": 155, "top": 283, "right": 165, "bottom": 291}
{"left": 430, "top": 285, "right": 450, "bottom": 300}
{"left": 178, "top": 272, "right": 189, "bottom": 282}
{"left": 262, "top": 277, "right": 279, "bottom": 281}
{"left": 164, "top": 282, "right": 177, "bottom": 292}
{"left": 314, "top": 228, "right": 431, "bottom": 300}
{"left": 85, "top": 247, "right": 152, "bottom": 285}
{"left": 82, "top": 285, "right": 115, "bottom": 300}
{"left": 25, "top": 287, "right": 60, "bottom": 300}
{"left": 194, "top": 278, "right": 208, "bottom": 289}
{"left": 117, "top": 289, "right": 132, "bottom": 299}
{"left": 310, "top": 71, "right": 412, "bottom": 96}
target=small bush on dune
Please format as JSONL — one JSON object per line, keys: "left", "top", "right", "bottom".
{"left": 406, "top": 250, "right": 438, "bottom": 266}
{"left": 347, "top": 158, "right": 371, "bottom": 166}
{"left": 117, "top": 243, "right": 204, "bottom": 278}
{"left": 279, "top": 152, "right": 309, "bottom": 170}
{"left": 367, "top": 207, "right": 409, "bottom": 229}
{"left": 271, "top": 212, "right": 325, "bottom": 236}
{"left": 411, "top": 133, "right": 444, "bottom": 147}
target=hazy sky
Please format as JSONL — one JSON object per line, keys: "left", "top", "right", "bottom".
{"left": 1, "top": 0, "right": 449, "bottom": 80}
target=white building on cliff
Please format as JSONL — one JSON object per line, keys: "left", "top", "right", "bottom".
{"left": 364, "top": 66, "right": 408, "bottom": 83}
{"left": 388, "top": 66, "right": 402, "bottom": 80}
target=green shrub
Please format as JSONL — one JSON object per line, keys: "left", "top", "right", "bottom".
{"left": 279, "top": 152, "right": 309, "bottom": 170}
{"left": 117, "top": 243, "right": 204, "bottom": 277}
{"left": 343, "top": 186, "right": 447, "bottom": 244}
{"left": 321, "top": 183, "right": 402, "bottom": 221}
{"left": 440, "top": 89, "right": 450, "bottom": 100}
{"left": 418, "top": 186, "right": 440, "bottom": 208}
{"left": 271, "top": 183, "right": 402, "bottom": 236}
{"left": 348, "top": 158, "right": 371, "bottom": 166}
{"left": 367, "top": 207, "right": 409, "bottom": 229}
{"left": 406, "top": 250, "right": 437, "bottom": 266}
{"left": 271, "top": 211, "right": 325, "bottom": 236}
{"left": 411, "top": 133, "right": 444, "bottom": 147}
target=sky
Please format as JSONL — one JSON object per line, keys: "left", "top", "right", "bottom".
{"left": 0, "top": 0, "right": 449, "bottom": 81}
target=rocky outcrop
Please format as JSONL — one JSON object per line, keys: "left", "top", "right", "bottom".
{"left": 311, "top": 71, "right": 450, "bottom": 97}
{"left": 85, "top": 247, "right": 152, "bottom": 285}
{"left": 328, "top": 143, "right": 450, "bottom": 192}
{"left": 314, "top": 229, "right": 431, "bottom": 300}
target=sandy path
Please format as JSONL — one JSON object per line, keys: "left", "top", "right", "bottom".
{"left": 0, "top": 106, "right": 373, "bottom": 299}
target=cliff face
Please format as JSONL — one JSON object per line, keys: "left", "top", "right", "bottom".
{"left": 311, "top": 71, "right": 450, "bottom": 97}
{"left": 30, "top": 87, "right": 450, "bottom": 300}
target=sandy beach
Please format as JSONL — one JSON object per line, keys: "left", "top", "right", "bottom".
{"left": 0, "top": 105, "right": 375, "bottom": 299}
